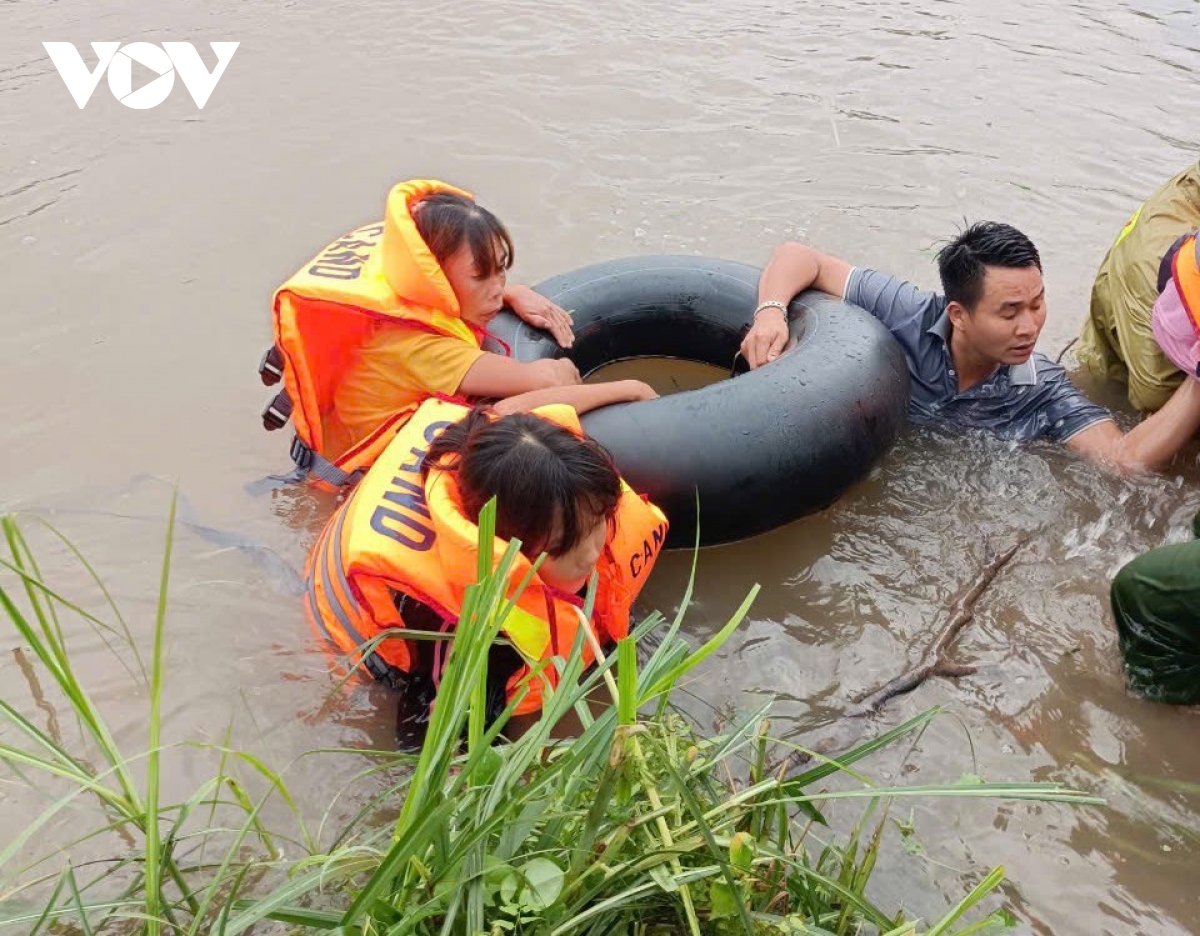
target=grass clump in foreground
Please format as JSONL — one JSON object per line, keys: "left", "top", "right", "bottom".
{"left": 0, "top": 501, "right": 1102, "bottom": 934}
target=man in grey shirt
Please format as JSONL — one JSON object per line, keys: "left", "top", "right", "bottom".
{"left": 740, "top": 222, "right": 1200, "bottom": 474}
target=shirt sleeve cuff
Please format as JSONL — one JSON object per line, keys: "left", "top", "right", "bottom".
{"left": 842, "top": 266, "right": 859, "bottom": 301}
{"left": 1056, "top": 413, "right": 1114, "bottom": 443}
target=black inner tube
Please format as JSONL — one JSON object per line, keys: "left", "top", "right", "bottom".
{"left": 496, "top": 261, "right": 810, "bottom": 377}
{"left": 485, "top": 256, "right": 910, "bottom": 548}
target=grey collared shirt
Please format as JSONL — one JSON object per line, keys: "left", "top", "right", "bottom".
{"left": 845, "top": 268, "right": 1112, "bottom": 443}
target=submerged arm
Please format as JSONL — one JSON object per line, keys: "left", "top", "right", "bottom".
{"left": 1067, "top": 378, "right": 1200, "bottom": 474}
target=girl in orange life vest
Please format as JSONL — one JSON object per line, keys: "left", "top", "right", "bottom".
{"left": 429, "top": 408, "right": 620, "bottom": 595}
{"left": 323, "top": 183, "right": 655, "bottom": 462}
{"left": 388, "top": 394, "right": 668, "bottom": 737}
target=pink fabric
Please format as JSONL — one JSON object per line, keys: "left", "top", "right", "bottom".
{"left": 1152, "top": 279, "right": 1200, "bottom": 377}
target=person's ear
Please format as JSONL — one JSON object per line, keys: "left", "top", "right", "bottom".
{"left": 946, "top": 300, "right": 970, "bottom": 330}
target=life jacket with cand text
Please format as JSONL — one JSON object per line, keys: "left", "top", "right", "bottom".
{"left": 257, "top": 179, "right": 483, "bottom": 489}
{"left": 303, "top": 398, "right": 669, "bottom": 714}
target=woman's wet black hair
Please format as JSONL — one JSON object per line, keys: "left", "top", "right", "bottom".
{"left": 412, "top": 191, "right": 515, "bottom": 278}
{"left": 423, "top": 406, "right": 622, "bottom": 558}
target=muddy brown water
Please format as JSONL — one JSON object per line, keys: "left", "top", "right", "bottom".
{"left": 3, "top": 1, "right": 1200, "bottom": 932}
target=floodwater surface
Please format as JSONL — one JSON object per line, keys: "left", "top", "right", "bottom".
{"left": 2, "top": 1, "right": 1200, "bottom": 932}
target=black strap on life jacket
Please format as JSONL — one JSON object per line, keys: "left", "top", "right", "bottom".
{"left": 1157, "top": 231, "right": 1200, "bottom": 294}
{"left": 254, "top": 342, "right": 363, "bottom": 489}
{"left": 259, "top": 343, "right": 292, "bottom": 431}
{"left": 258, "top": 344, "right": 284, "bottom": 386}
{"left": 261, "top": 389, "right": 292, "bottom": 431}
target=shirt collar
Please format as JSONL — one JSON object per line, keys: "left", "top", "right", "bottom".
{"left": 1008, "top": 357, "right": 1038, "bottom": 385}
{"left": 928, "top": 312, "right": 952, "bottom": 343}
{"left": 928, "top": 312, "right": 1038, "bottom": 386}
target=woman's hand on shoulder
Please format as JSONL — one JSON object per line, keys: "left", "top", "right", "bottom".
{"left": 504, "top": 284, "right": 575, "bottom": 349}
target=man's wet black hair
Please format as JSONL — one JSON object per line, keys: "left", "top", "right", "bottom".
{"left": 936, "top": 221, "right": 1042, "bottom": 310}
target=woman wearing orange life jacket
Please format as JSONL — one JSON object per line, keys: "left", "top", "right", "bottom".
{"left": 305, "top": 388, "right": 669, "bottom": 727}
{"left": 259, "top": 178, "right": 653, "bottom": 489}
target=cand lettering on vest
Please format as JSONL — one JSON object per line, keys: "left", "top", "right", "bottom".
{"left": 381, "top": 477, "right": 431, "bottom": 519}
{"left": 370, "top": 507, "right": 434, "bottom": 551}
{"left": 367, "top": 419, "right": 457, "bottom": 551}
{"left": 629, "top": 521, "right": 669, "bottom": 578}
{"left": 308, "top": 223, "right": 385, "bottom": 281}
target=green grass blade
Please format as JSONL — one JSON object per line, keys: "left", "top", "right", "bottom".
{"left": 222, "top": 863, "right": 349, "bottom": 936}
{"left": 30, "top": 515, "right": 148, "bottom": 682}
{"left": 2, "top": 519, "right": 63, "bottom": 659}
{"left": 656, "top": 744, "right": 755, "bottom": 934}
{"left": 782, "top": 708, "right": 945, "bottom": 791}
{"left": 643, "top": 585, "right": 759, "bottom": 700}
{"left": 247, "top": 905, "right": 344, "bottom": 929}
{"left": 23, "top": 866, "right": 69, "bottom": 936}
{"left": 64, "top": 865, "right": 97, "bottom": 936}
{"left": 926, "top": 866, "right": 1007, "bottom": 936}
{"left": 0, "top": 553, "right": 144, "bottom": 814}
{"left": 0, "top": 556, "right": 142, "bottom": 686}
{"left": 617, "top": 638, "right": 637, "bottom": 727}
{"left": 143, "top": 492, "right": 178, "bottom": 936}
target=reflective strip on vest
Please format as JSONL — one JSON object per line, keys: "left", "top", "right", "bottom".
{"left": 1114, "top": 203, "right": 1144, "bottom": 248}
{"left": 309, "top": 510, "right": 392, "bottom": 681}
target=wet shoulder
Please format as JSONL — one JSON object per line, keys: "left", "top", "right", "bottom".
{"left": 1029, "top": 351, "right": 1070, "bottom": 383}
{"left": 846, "top": 268, "right": 946, "bottom": 335}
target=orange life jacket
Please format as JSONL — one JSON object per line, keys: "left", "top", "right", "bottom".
{"left": 1171, "top": 232, "right": 1200, "bottom": 337}
{"left": 304, "top": 398, "right": 670, "bottom": 715}
{"left": 258, "top": 179, "right": 483, "bottom": 489}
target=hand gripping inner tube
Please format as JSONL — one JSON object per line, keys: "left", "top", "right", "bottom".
{"left": 483, "top": 256, "right": 910, "bottom": 548}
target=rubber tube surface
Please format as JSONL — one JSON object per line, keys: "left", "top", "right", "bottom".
{"left": 484, "top": 256, "right": 910, "bottom": 547}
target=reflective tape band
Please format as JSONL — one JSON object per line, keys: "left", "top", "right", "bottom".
{"left": 308, "top": 511, "right": 391, "bottom": 681}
